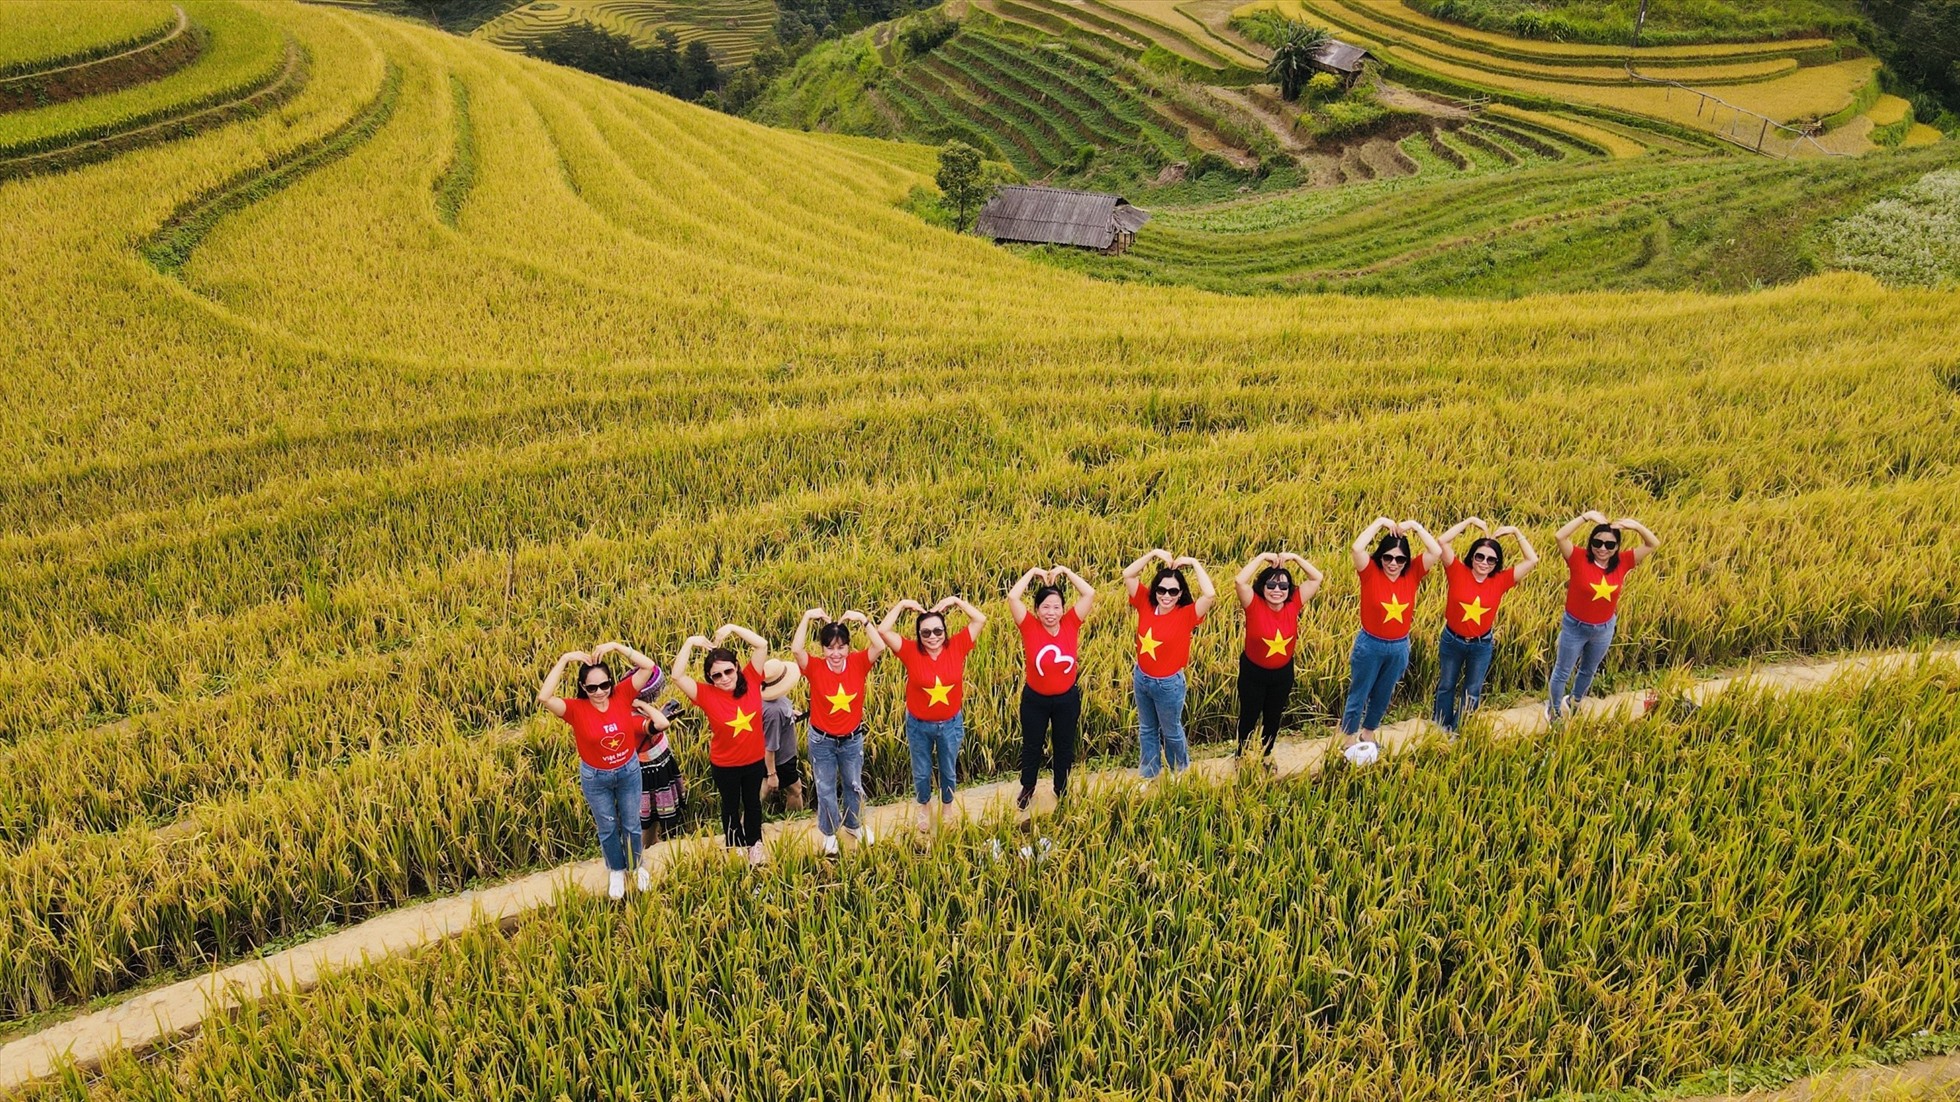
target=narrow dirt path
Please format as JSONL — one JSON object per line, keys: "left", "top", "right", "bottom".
{"left": 1, "top": 646, "right": 1952, "bottom": 1091}
{"left": 1680, "top": 1051, "right": 1960, "bottom": 1101}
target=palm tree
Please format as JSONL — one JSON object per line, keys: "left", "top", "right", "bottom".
{"left": 1266, "top": 21, "right": 1331, "bottom": 101}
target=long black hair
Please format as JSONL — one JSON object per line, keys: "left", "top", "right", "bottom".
{"left": 1585, "top": 523, "right": 1623, "bottom": 575}
{"left": 703, "top": 646, "right": 750, "bottom": 698}
{"left": 1148, "top": 565, "right": 1195, "bottom": 607}
{"left": 817, "top": 621, "right": 852, "bottom": 648}
{"left": 1463, "top": 537, "right": 1505, "bottom": 574}
{"left": 574, "top": 661, "right": 616, "bottom": 699}
{"left": 1371, "top": 533, "right": 1414, "bottom": 571}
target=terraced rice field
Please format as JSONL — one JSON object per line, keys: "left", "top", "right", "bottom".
{"left": 473, "top": 0, "right": 777, "bottom": 65}
{"left": 0, "top": 1, "right": 179, "bottom": 77}
{"left": 2, "top": 0, "right": 1959, "bottom": 1091}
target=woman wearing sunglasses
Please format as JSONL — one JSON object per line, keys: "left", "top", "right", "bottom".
{"left": 1007, "top": 565, "right": 1096, "bottom": 810}
{"left": 1122, "top": 549, "right": 1215, "bottom": 779}
{"left": 876, "top": 595, "right": 987, "bottom": 833}
{"left": 1548, "top": 511, "right": 1660, "bottom": 719}
{"left": 672, "top": 624, "right": 777, "bottom": 866}
{"left": 536, "top": 640, "right": 662, "bottom": 900}
{"left": 1342, "top": 517, "right": 1443, "bottom": 756}
{"left": 1233, "top": 551, "right": 1323, "bottom": 759}
{"left": 1432, "top": 518, "right": 1540, "bottom": 732}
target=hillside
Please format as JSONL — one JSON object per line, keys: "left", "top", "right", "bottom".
{"left": 1, "top": 0, "right": 1958, "bottom": 1093}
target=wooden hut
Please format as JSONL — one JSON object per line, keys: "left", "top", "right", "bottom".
{"left": 973, "top": 185, "right": 1152, "bottom": 254}
{"left": 1308, "top": 39, "right": 1371, "bottom": 88}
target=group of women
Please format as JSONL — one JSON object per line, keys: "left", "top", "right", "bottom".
{"left": 539, "top": 512, "right": 1659, "bottom": 897}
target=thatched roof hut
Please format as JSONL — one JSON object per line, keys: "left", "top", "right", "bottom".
{"left": 974, "top": 185, "right": 1152, "bottom": 254}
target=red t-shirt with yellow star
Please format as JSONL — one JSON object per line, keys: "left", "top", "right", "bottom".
{"left": 1129, "top": 588, "right": 1202, "bottom": 678}
{"left": 693, "top": 662, "right": 768, "bottom": 767}
{"left": 1564, "top": 547, "right": 1638, "bottom": 625}
{"left": 798, "top": 649, "right": 873, "bottom": 736}
{"left": 1018, "top": 608, "right": 1083, "bottom": 695}
{"left": 1243, "top": 592, "right": 1303, "bottom": 670}
{"left": 897, "top": 632, "right": 974, "bottom": 721}
{"left": 1357, "top": 558, "right": 1426, "bottom": 641}
{"left": 1443, "top": 559, "right": 1517, "bottom": 639}
{"left": 560, "top": 691, "right": 640, "bottom": 770}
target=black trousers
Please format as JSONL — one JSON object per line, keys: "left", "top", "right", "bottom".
{"left": 1237, "top": 654, "right": 1295, "bottom": 756}
{"left": 1019, "top": 684, "right": 1082, "bottom": 796}
{"left": 711, "top": 759, "right": 767, "bottom": 848}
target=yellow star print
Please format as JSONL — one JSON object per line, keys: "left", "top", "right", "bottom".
{"left": 1262, "top": 631, "right": 1292, "bottom": 658}
{"left": 728, "top": 709, "right": 755, "bottom": 735}
{"left": 923, "top": 678, "right": 954, "bottom": 708}
{"left": 1590, "top": 579, "right": 1619, "bottom": 602}
{"left": 1379, "top": 596, "right": 1409, "bottom": 624}
{"left": 1136, "top": 628, "right": 1161, "bottom": 659}
{"left": 824, "top": 686, "right": 858, "bottom": 714}
{"left": 1458, "top": 597, "right": 1489, "bottom": 627}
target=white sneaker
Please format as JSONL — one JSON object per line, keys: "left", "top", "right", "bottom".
{"left": 607, "top": 870, "right": 626, "bottom": 900}
{"left": 635, "top": 865, "right": 651, "bottom": 893}
{"left": 820, "top": 832, "right": 839, "bottom": 856}
{"left": 748, "top": 843, "right": 767, "bottom": 866}
{"left": 859, "top": 824, "right": 874, "bottom": 846}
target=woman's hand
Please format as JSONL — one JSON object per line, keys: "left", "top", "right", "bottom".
{"left": 841, "top": 609, "right": 868, "bottom": 625}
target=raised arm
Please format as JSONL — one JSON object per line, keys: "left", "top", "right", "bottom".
{"left": 593, "top": 640, "right": 658, "bottom": 691}
{"left": 1617, "top": 517, "right": 1661, "bottom": 564}
{"left": 1281, "top": 553, "right": 1325, "bottom": 602}
{"left": 1122, "top": 549, "right": 1168, "bottom": 598}
{"left": 1494, "top": 525, "right": 1541, "bottom": 582}
{"left": 535, "top": 650, "right": 589, "bottom": 719}
{"left": 630, "top": 698, "right": 672, "bottom": 734}
{"left": 1005, "top": 567, "right": 1044, "bottom": 625}
{"left": 716, "top": 623, "right": 771, "bottom": 673}
{"left": 1235, "top": 551, "right": 1275, "bottom": 607}
{"left": 1052, "top": 565, "right": 1096, "bottom": 621}
{"left": 843, "top": 609, "right": 885, "bottom": 663}
{"left": 669, "top": 635, "right": 710, "bottom": 701}
{"left": 791, "top": 608, "right": 825, "bottom": 665}
{"left": 1434, "top": 517, "right": 1486, "bottom": 566}
{"left": 876, "top": 599, "right": 921, "bottom": 652}
{"left": 1557, "top": 510, "right": 1607, "bottom": 559}
{"left": 934, "top": 595, "right": 988, "bottom": 642}
{"left": 1353, "top": 517, "right": 1394, "bottom": 572}
{"left": 1401, "top": 520, "right": 1444, "bottom": 571}
{"left": 1173, "top": 555, "right": 1217, "bottom": 618}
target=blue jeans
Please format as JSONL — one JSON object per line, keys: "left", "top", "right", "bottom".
{"left": 1549, "top": 612, "right": 1617, "bottom": 717}
{"left": 1340, "top": 630, "right": 1411, "bottom": 735}
{"left": 1134, "top": 667, "right": 1189, "bottom": 778}
{"left": 905, "top": 712, "right": 964, "bottom": 805}
{"left": 578, "top": 760, "right": 643, "bottom": 872}
{"left": 808, "top": 726, "right": 864, "bottom": 836}
{"left": 1432, "top": 628, "right": 1496, "bottom": 731}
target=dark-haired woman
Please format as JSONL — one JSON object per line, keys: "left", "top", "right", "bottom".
{"left": 876, "top": 595, "right": 986, "bottom": 833}
{"left": 1341, "top": 517, "right": 1442, "bottom": 755}
{"left": 1008, "top": 565, "right": 1096, "bottom": 810}
{"left": 1233, "top": 551, "right": 1323, "bottom": 758}
{"left": 792, "top": 607, "right": 886, "bottom": 856}
{"left": 1123, "top": 549, "right": 1215, "bottom": 779}
{"left": 1548, "top": 511, "right": 1660, "bottom": 720}
{"left": 1432, "top": 518, "right": 1540, "bottom": 732}
{"left": 537, "top": 640, "right": 661, "bottom": 900}
{"left": 673, "top": 624, "right": 775, "bottom": 866}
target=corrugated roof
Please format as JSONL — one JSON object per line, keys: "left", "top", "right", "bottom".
{"left": 974, "top": 185, "right": 1149, "bottom": 249}
{"left": 1310, "top": 39, "right": 1370, "bottom": 73}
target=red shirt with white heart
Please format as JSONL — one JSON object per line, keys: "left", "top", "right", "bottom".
{"left": 1017, "top": 608, "right": 1082, "bottom": 695}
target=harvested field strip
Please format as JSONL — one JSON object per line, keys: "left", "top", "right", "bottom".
{"left": 6, "top": 654, "right": 1955, "bottom": 1096}
{"left": 0, "top": 5, "right": 195, "bottom": 114}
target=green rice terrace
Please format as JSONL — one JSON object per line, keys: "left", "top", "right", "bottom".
{"left": 474, "top": 0, "right": 779, "bottom": 66}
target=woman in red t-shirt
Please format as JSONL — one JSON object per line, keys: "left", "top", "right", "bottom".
{"left": 791, "top": 607, "right": 886, "bottom": 856}
{"left": 1548, "top": 511, "right": 1661, "bottom": 719}
{"left": 537, "top": 640, "right": 662, "bottom": 900}
{"left": 1122, "top": 549, "right": 1216, "bottom": 780}
{"left": 1341, "top": 517, "right": 1444, "bottom": 755}
{"left": 1234, "top": 551, "right": 1323, "bottom": 758}
{"left": 1431, "top": 518, "right": 1540, "bottom": 732}
{"left": 1007, "top": 565, "right": 1097, "bottom": 810}
{"left": 875, "top": 595, "right": 987, "bottom": 833}
{"left": 672, "top": 624, "right": 776, "bottom": 866}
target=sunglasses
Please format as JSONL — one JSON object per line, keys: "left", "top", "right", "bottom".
{"left": 1590, "top": 539, "right": 1619, "bottom": 550}
{"left": 919, "top": 627, "right": 947, "bottom": 638}
{"left": 1470, "top": 552, "right": 1498, "bottom": 564}
{"left": 707, "top": 667, "right": 737, "bottom": 681}
{"left": 584, "top": 681, "right": 613, "bottom": 694}
{"left": 1154, "top": 586, "right": 1181, "bottom": 596}
{"left": 1381, "top": 554, "right": 1408, "bottom": 565}
{"left": 1262, "top": 578, "right": 1291, "bottom": 589}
